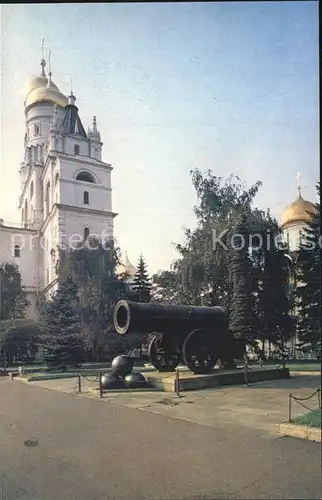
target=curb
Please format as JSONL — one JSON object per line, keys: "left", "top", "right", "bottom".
{"left": 88, "top": 387, "right": 161, "bottom": 394}
{"left": 289, "top": 371, "right": 321, "bottom": 376}
{"left": 277, "top": 422, "right": 321, "bottom": 442}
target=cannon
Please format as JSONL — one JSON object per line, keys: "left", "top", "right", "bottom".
{"left": 113, "top": 300, "right": 245, "bottom": 374}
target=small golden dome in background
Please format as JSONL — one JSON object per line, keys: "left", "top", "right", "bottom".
{"left": 116, "top": 253, "right": 137, "bottom": 278}
{"left": 280, "top": 194, "right": 317, "bottom": 227}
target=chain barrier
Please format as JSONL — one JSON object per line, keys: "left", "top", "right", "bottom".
{"left": 81, "top": 372, "right": 100, "bottom": 383}
{"left": 288, "top": 387, "right": 321, "bottom": 422}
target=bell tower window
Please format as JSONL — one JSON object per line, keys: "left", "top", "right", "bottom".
{"left": 30, "top": 181, "right": 34, "bottom": 199}
{"left": 76, "top": 171, "right": 96, "bottom": 183}
{"left": 14, "top": 245, "right": 20, "bottom": 258}
{"left": 34, "top": 124, "right": 40, "bottom": 136}
{"left": 74, "top": 145, "right": 80, "bottom": 155}
{"left": 84, "top": 191, "right": 89, "bottom": 205}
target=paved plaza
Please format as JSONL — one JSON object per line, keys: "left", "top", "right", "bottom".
{"left": 28, "top": 373, "right": 321, "bottom": 437}
{"left": 1, "top": 375, "right": 321, "bottom": 499}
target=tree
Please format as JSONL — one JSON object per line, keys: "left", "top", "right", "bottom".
{"left": 0, "top": 263, "right": 29, "bottom": 367}
{"left": 151, "top": 270, "right": 184, "bottom": 303}
{"left": 1, "top": 320, "right": 40, "bottom": 365}
{"left": 152, "top": 170, "right": 263, "bottom": 312}
{"left": 58, "top": 237, "right": 143, "bottom": 360}
{"left": 256, "top": 236, "right": 293, "bottom": 356}
{"left": 0, "top": 263, "right": 29, "bottom": 321}
{"left": 250, "top": 213, "right": 293, "bottom": 356}
{"left": 229, "top": 215, "right": 258, "bottom": 343}
{"left": 295, "top": 182, "right": 321, "bottom": 358}
{"left": 132, "top": 255, "right": 151, "bottom": 302}
{"left": 37, "top": 278, "right": 86, "bottom": 366}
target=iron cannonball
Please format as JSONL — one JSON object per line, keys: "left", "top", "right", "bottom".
{"left": 101, "top": 373, "right": 126, "bottom": 390}
{"left": 111, "top": 355, "right": 134, "bottom": 377}
{"left": 124, "top": 371, "right": 148, "bottom": 389}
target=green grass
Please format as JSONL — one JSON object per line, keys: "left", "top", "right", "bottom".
{"left": 294, "top": 409, "right": 322, "bottom": 428}
{"left": 286, "top": 363, "right": 321, "bottom": 372}
{"left": 248, "top": 362, "right": 321, "bottom": 372}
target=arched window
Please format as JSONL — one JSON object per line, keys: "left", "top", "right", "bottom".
{"left": 84, "top": 227, "right": 90, "bottom": 240}
{"left": 54, "top": 172, "right": 59, "bottom": 185}
{"left": 76, "top": 171, "right": 96, "bottom": 183}
{"left": 34, "top": 124, "right": 40, "bottom": 136}
{"left": 74, "top": 145, "right": 80, "bottom": 155}
{"left": 45, "top": 181, "right": 50, "bottom": 217}
{"left": 14, "top": 245, "right": 20, "bottom": 258}
{"left": 83, "top": 191, "right": 89, "bottom": 205}
{"left": 30, "top": 181, "right": 34, "bottom": 199}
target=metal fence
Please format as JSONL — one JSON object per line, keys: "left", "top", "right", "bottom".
{"left": 288, "top": 388, "right": 321, "bottom": 423}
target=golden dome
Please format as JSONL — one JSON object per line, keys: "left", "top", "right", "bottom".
{"left": 116, "top": 253, "right": 137, "bottom": 278}
{"left": 24, "top": 59, "right": 67, "bottom": 109}
{"left": 25, "top": 85, "right": 68, "bottom": 109}
{"left": 25, "top": 74, "right": 48, "bottom": 95}
{"left": 281, "top": 194, "right": 317, "bottom": 227}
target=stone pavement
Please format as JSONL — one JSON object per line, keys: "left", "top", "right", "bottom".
{"left": 26, "top": 374, "right": 321, "bottom": 438}
{"left": 1, "top": 378, "right": 321, "bottom": 500}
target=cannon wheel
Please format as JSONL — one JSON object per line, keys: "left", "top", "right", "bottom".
{"left": 148, "top": 334, "right": 181, "bottom": 372}
{"left": 182, "top": 329, "right": 216, "bottom": 374}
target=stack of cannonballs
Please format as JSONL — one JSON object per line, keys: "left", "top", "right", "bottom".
{"left": 101, "top": 355, "right": 149, "bottom": 390}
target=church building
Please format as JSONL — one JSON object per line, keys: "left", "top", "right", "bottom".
{"left": 0, "top": 53, "right": 318, "bottom": 324}
{"left": 280, "top": 178, "right": 318, "bottom": 255}
{"left": 0, "top": 54, "right": 117, "bottom": 317}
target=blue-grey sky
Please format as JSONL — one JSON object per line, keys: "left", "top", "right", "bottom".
{"left": 0, "top": 2, "right": 319, "bottom": 274}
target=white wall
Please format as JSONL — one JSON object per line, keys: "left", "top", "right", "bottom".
{"left": 25, "top": 102, "right": 54, "bottom": 147}
{"left": 0, "top": 225, "right": 38, "bottom": 289}
{"left": 58, "top": 208, "right": 114, "bottom": 251}
{"left": 57, "top": 156, "right": 112, "bottom": 212}
{"left": 283, "top": 222, "right": 308, "bottom": 252}
{"left": 64, "top": 135, "right": 90, "bottom": 157}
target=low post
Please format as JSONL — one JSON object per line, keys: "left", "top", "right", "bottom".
{"left": 78, "top": 372, "right": 82, "bottom": 393}
{"left": 288, "top": 393, "right": 292, "bottom": 422}
{"left": 282, "top": 352, "right": 286, "bottom": 370}
{"left": 175, "top": 368, "right": 180, "bottom": 397}
{"left": 317, "top": 388, "right": 321, "bottom": 410}
{"left": 244, "top": 351, "right": 248, "bottom": 386}
{"left": 99, "top": 371, "right": 103, "bottom": 399}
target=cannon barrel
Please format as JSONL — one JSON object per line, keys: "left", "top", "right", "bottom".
{"left": 113, "top": 300, "right": 228, "bottom": 336}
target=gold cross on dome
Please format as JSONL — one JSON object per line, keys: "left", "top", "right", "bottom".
{"left": 41, "top": 38, "right": 45, "bottom": 60}
{"left": 296, "top": 172, "right": 302, "bottom": 196}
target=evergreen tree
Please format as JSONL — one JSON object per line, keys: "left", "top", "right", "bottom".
{"left": 0, "top": 263, "right": 30, "bottom": 366}
{"left": 37, "top": 278, "right": 86, "bottom": 366}
{"left": 294, "top": 182, "right": 321, "bottom": 358}
{"left": 132, "top": 254, "right": 151, "bottom": 302}
{"left": 58, "top": 238, "right": 141, "bottom": 360}
{"left": 255, "top": 230, "right": 293, "bottom": 354}
{"left": 0, "top": 263, "right": 29, "bottom": 321}
{"left": 230, "top": 215, "right": 258, "bottom": 343}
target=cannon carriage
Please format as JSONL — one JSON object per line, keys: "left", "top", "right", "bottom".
{"left": 113, "top": 300, "right": 245, "bottom": 374}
